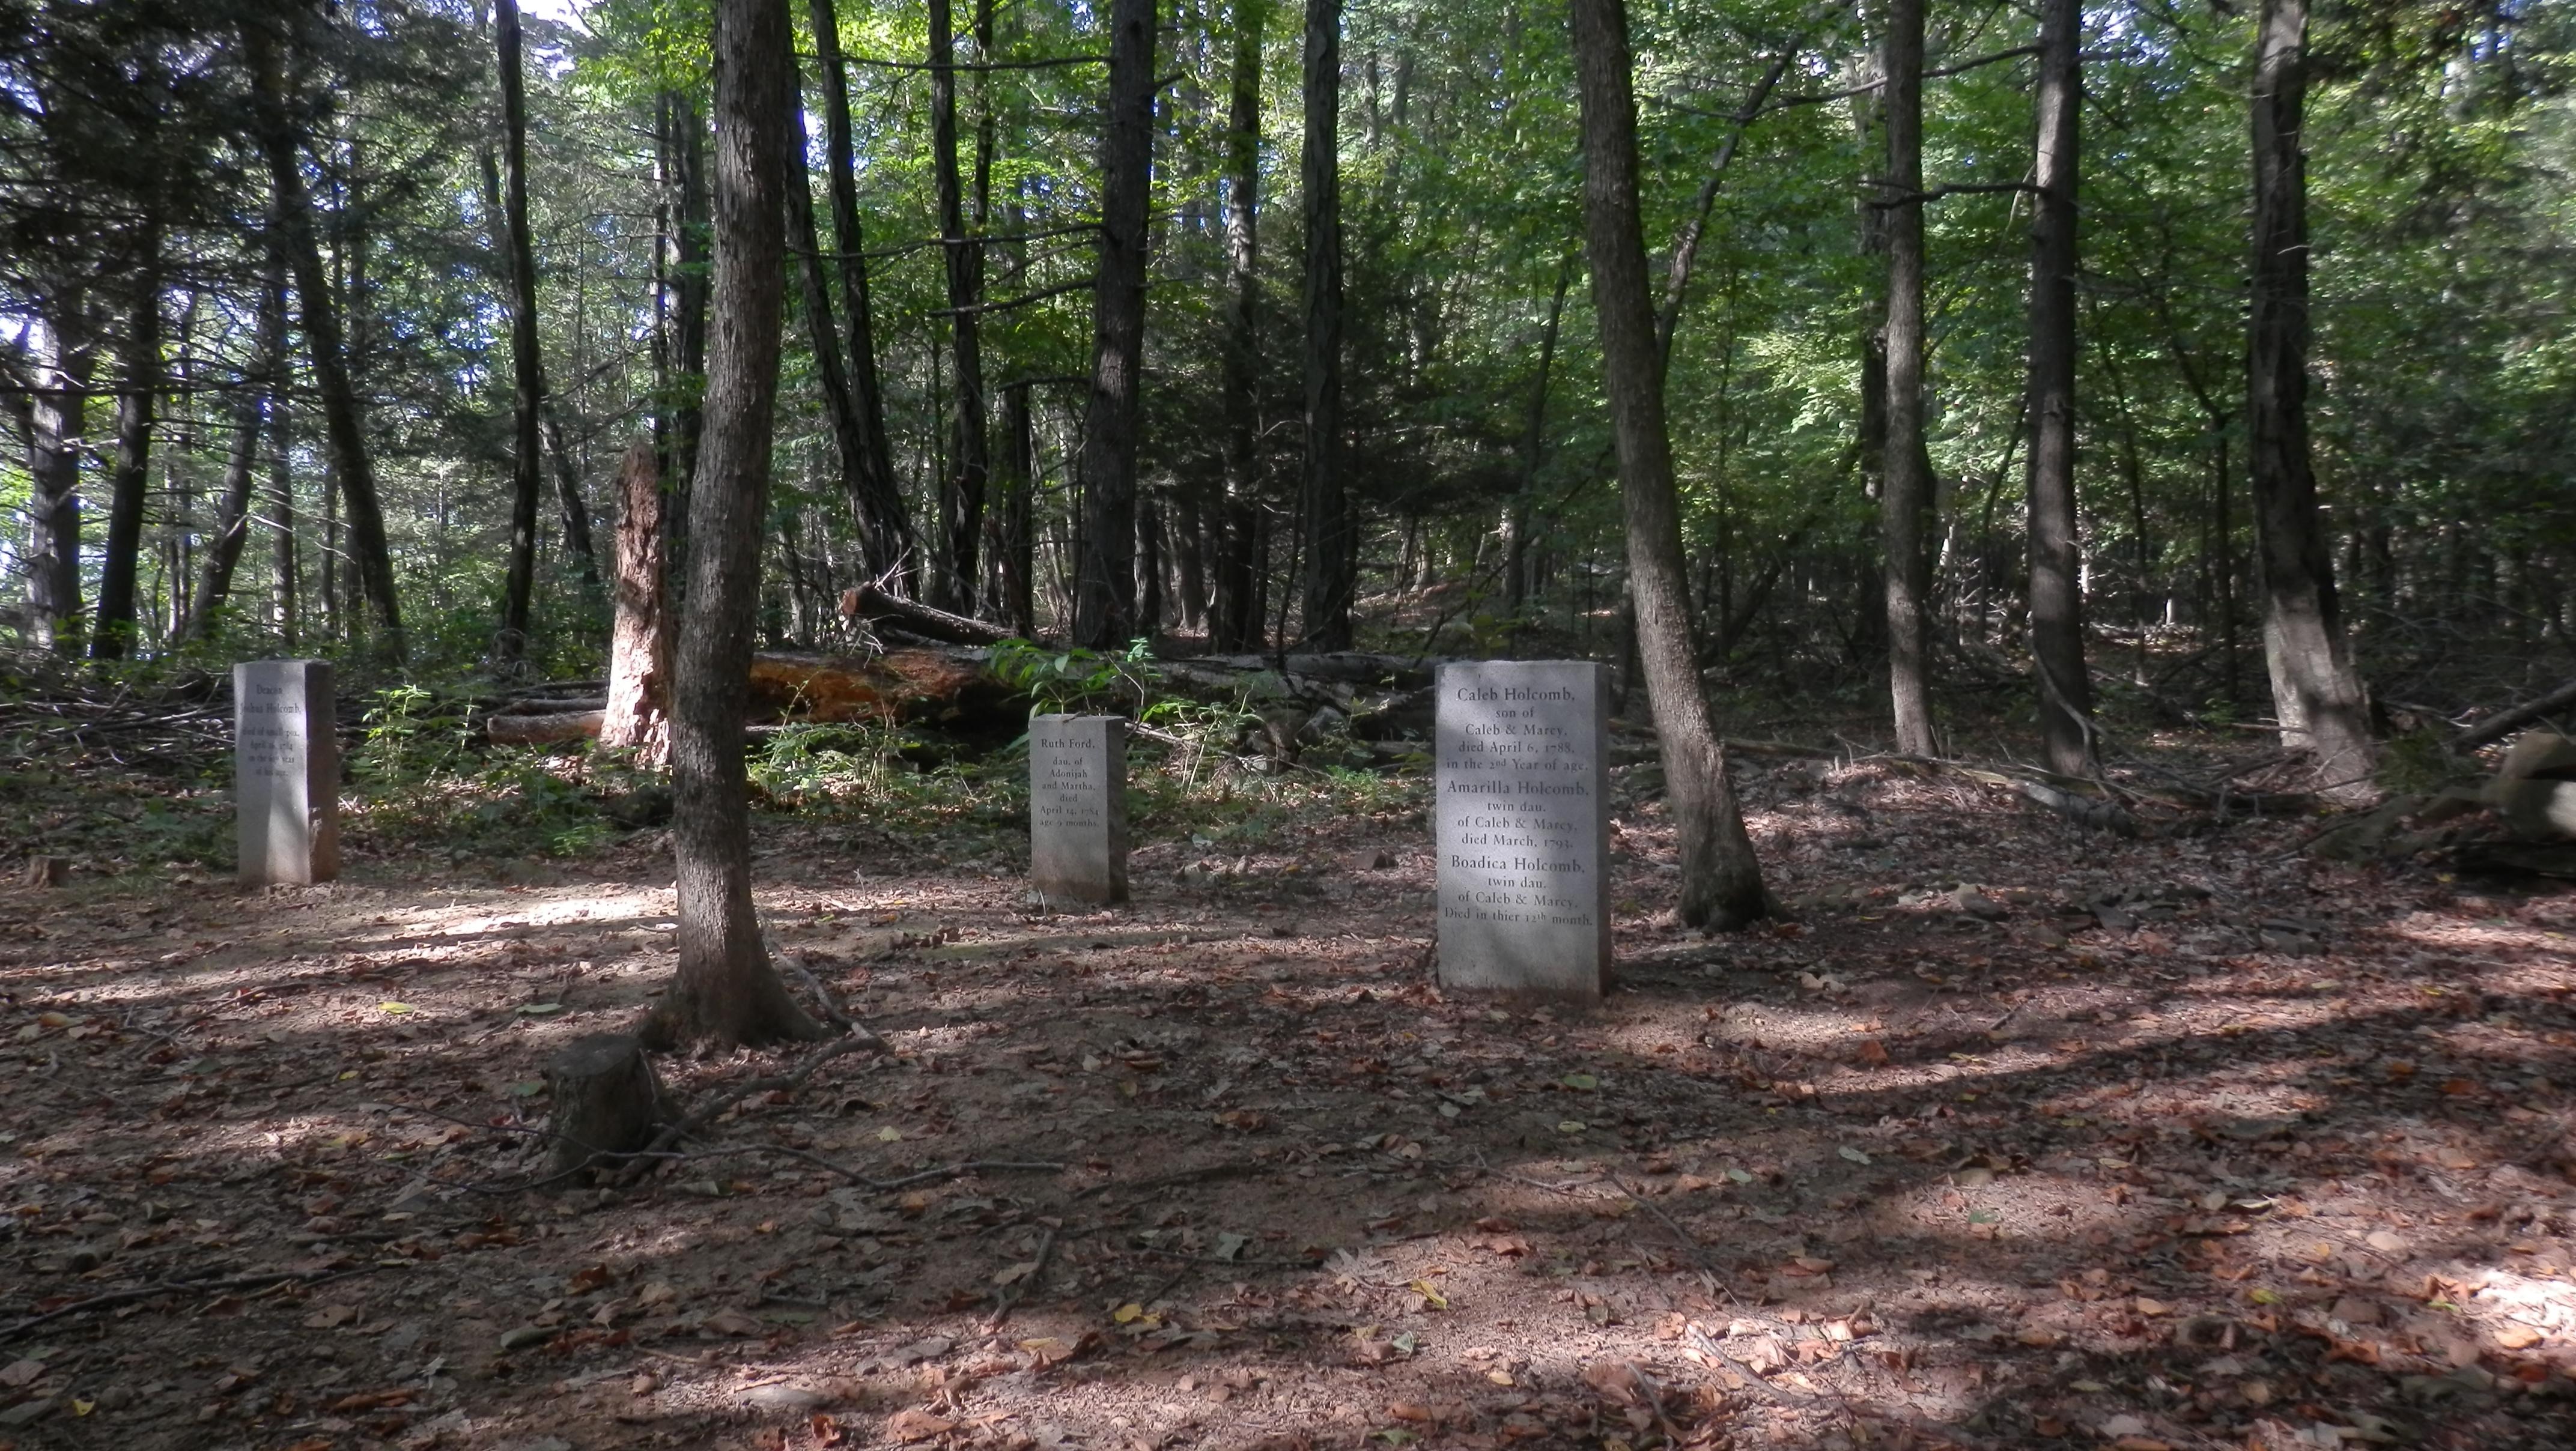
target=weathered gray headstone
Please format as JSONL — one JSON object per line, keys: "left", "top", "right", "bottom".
{"left": 1435, "top": 661, "right": 1610, "bottom": 1001}
{"left": 235, "top": 659, "right": 340, "bottom": 887}
{"left": 1029, "top": 714, "right": 1128, "bottom": 904}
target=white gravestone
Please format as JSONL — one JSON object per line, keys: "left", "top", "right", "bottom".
{"left": 1029, "top": 714, "right": 1128, "bottom": 904}
{"left": 235, "top": 659, "right": 340, "bottom": 887}
{"left": 1435, "top": 661, "right": 1611, "bottom": 1001}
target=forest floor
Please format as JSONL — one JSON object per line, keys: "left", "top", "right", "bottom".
{"left": 5, "top": 732, "right": 2576, "bottom": 1451}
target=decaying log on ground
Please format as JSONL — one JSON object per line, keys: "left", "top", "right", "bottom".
{"left": 545, "top": 1033, "right": 664, "bottom": 1178}
{"left": 481, "top": 647, "right": 1025, "bottom": 742}
{"left": 2454, "top": 677, "right": 2576, "bottom": 753}
{"left": 839, "top": 584, "right": 1016, "bottom": 646}
{"left": 488, "top": 710, "right": 608, "bottom": 745}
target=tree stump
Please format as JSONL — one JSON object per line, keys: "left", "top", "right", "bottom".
{"left": 23, "top": 856, "right": 67, "bottom": 889}
{"left": 545, "top": 1034, "right": 663, "bottom": 1179}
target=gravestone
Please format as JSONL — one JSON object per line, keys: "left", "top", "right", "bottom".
{"left": 1435, "top": 660, "right": 1611, "bottom": 1001}
{"left": 1029, "top": 714, "right": 1128, "bottom": 904}
{"left": 235, "top": 659, "right": 340, "bottom": 887}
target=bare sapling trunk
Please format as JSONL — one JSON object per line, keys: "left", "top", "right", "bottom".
{"left": 603, "top": 440, "right": 673, "bottom": 763}
{"left": 655, "top": 0, "right": 824, "bottom": 1049}
{"left": 929, "top": 0, "right": 989, "bottom": 615}
{"left": 1214, "top": 0, "right": 1267, "bottom": 652}
{"left": 1570, "top": 0, "right": 1770, "bottom": 928}
{"left": 2247, "top": 0, "right": 2372, "bottom": 790}
{"left": 186, "top": 247, "right": 286, "bottom": 641}
{"left": 1879, "top": 0, "right": 1935, "bottom": 755}
{"left": 2026, "top": 0, "right": 2094, "bottom": 774}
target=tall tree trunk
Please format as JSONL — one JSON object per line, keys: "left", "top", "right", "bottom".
{"left": 270, "top": 371, "right": 299, "bottom": 650}
{"left": 1506, "top": 253, "right": 1573, "bottom": 617}
{"left": 929, "top": 0, "right": 989, "bottom": 614}
{"left": 658, "top": 0, "right": 824, "bottom": 1049}
{"left": 1214, "top": 0, "right": 1267, "bottom": 652}
{"left": 2247, "top": 0, "right": 2371, "bottom": 786}
{"left": 256, "top": 32, "right": 403, "bottom": 658}
{"left": 992, "top": 381, "right": 1036, "bottom": 636}
{"left": 2026, "top": 0, "right": 2092, "bottom": 773}
{"left": 1297, "top": 0, "right": 1351, "bottom": 650}
{"left": 664, "top": 90, "right": 712, "bottom": 509}
{"left": 1569, "top": 0, "right": 1769, "bottom": 928}
{"left": 94, "top": 221, "right": 165, "bottom": 662}
{"left": 806, "top": 0, "right": 913, "bottom": 584}
{"left": 188, "top": 238, "right": 288, "bottom": 642}
{"left": 1879, "top": 0, "right": 1934, "bottom": 754}
{"left": 25, "top": 285, "right": 93, "bottom": 655}
{"left": 543, "top": 408, "right": 600, "bottom": 587}
{"left": 601, "top": 440, "right": 673, "bottom": 760}
{"left": 1072, "top": 0, "right": 1158, "bottom": 650}
{"left": 496, "top": 0, "right": 546, "bottom": 663}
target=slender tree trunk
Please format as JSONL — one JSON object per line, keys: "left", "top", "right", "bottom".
{"left": 658, "top": 0, "right": 824, "bottom": 1050}
{"left": 992, "top": 381, "right": 1036, "bottom": 636}
{"left": 666, "top": 90, "right": 712, "bottom": 507}
{"left": 1879, "top": 0, "right": 1934, "bottom": 753}
{"left": 26, "top": 285, "right": 93, "bottom": 655}
{"left": 542, "top": 408, "right": 600, "bottom": 587}
{"left": 1570, "top": 0, "right": 1769, "bottom": 929}
{"left": 2026, "top": 0, "right": 2092, "bottom": 773}
{"left": 1297, "top": 0, "right": 1352, "bottom": 650}
{"left": 94, "top": 221, "right": 165, "bottom": 662}
{"left": 270, "top": 374, "right": 299, "bottom": 650}
{"left": 1507, "top": 253, "right": 1574, "bottom": 617}
{"left": 806, "top": 0, "right": 913, "bottom": 585}
{"left": 189, "top": 238, "right": 289, "bottom": 643}
{"left": 257, "top": 34, "right": 403, "bottom": 658}
{"left": 1072, "top": 0, "right": 1158, "bottom": 650}
{"left": 2247, "top": 0, "right": 2371, "bottom": 786}
{"left": 1214, "top": 0, "right": 1267, "bottom": 652}
{"left": 929, "top": 0, "right": 989, "bottom": 614}
{"left": 496, "top": 0, "right": 546, "bottom": 662}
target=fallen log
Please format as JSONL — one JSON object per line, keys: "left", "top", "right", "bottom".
{"left": 838, "top": 584, "right": 1016, "bottom": 646}
{"left": 2455, "top": 676, "right": 2576, "bottom": 753}
{"left": 489, "top": 709, "right": 605, "bottom": 745}
{"left": 482, "top": 647, "right": 1025, "bottom": 744}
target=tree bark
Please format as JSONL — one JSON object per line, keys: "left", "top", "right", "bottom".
{"left": 929, "top": 0, "right": 989, "bottom": 615}
{"left": 1569, "top": 0, "right": 1770, "bottom": 929}
{"left": 662, "top": 89, "right": 712, "bottom": 509}
{"left": 1214, "top": 0, "right": 1267, "bottom": 652}
{"left": 2025, "top": 0, "right": 2092, "bottom": 774}
{"left": 543, "top": 407, "right": 600, "bottom": 587}
{"left": 25, "top": 285, "right": 93, "bottom": 655}
{"left": 658, "top": 0, "right": 825, "bottom": 1049}
{"left": 992, "top": 381, "right": 1036, "bottom": 636}
{"left": 601, "top": 440, "right": 672, "bottom": 762}
{"left": 1297, "top": 0, "right": 1352, "bottom": 650}
{"left": 256, "top": 32, "right": 403, "bottom": 658}
{"left": 1072, "top": 0, "right": 1158, "bottom": 650}
{"left": 1878, "top": 0, "right": 1935, "bottom": 756}
{"left": 93, "top": 222, "right": 163, "bottom": 662}
{"left": 806, "top": 0, "right": 913, "bottom": 586}
{"left": 1507, "top": 253, "right": 1573, "bottom": 618}
{"left": 187, "top": 243, "right": 288, "bottom": 643}
{"left": 270, "top": 371, "right": 299, "bottom": 650}
{"left": 496, "top": 0, "right": 546, "bottom": 663}
{"left": 2247, "top": 0, "right": 2372, "bottom": 787}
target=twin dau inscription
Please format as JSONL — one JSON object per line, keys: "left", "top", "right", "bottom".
{"left": 1435, "top": 661, "right": 1610, "bottom": 1002}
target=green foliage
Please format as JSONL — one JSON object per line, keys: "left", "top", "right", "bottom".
{"left": 988, "top": 637, "right": 1162, "bottom": 716}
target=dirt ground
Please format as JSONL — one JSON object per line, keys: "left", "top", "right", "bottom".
{"left": 5, "top": 748, "right": 2576, "bottom": 1451}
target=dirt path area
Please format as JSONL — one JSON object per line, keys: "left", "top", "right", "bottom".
{"left": 5, "top": 756, "right": 2575, "bottom": 1451}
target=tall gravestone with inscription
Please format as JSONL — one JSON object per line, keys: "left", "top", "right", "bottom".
{"left": 1435, "top": 661, "right": 1611, "bottom": 1001}
{"left": 1029, "top": 715, "right": 1128, "bottom": 905}
{"left": 235, "top": 659, "right": 341, "bottom": 887}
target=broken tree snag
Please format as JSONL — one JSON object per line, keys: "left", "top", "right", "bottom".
{"left": 601, "top": 440, "right": 673, "bottom": 763}
{"left": 488, "top": 709, "right": 607, "bottom": 745}
{"left": 545, "top": 1032, "right": 663, "bottom": 1179}
{"left": 839, "top": 583, "right": 1015, "bottom": 646}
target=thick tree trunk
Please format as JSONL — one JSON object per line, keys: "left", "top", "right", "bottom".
{"left": 496, "top": 0, "right": 546, "bottom": 663}
{"left": 929, "top": 0, "right": 989, "bottom": 615}
{"left": 1569, "top": 0, "right": 1770, "bottom": 929}
{"left": 257, "top": 35, "right": 403, "bottom": 658}
{"left": 187, "top": 246, "right": 288, "bottom": 643}
{"left": 2247, "top": 0, "right": 2372, "bottom": 788}
{"left": 1879, "top": 0, "right": 1935, "bottom": 755}
{"left": 2026, "top": 0, "right": 2092, "bottom": 774}
{"left": 1297, "top": 0, "right": 1352, "bottom": 650}
{"left": 93, "top": 227, "right": 163, "bottom": 662}
{"left": 1072, "top": 0, "right": 1158, "bottom": 650}
{"left": 1214, "top": 0, "right": 1267, "bottom": 653}
{"left": 806, "top": 0, "right": 913, "bottom": 586}
{"left": 601, "top": 440, "right": 672, "bottom": 761}
{"left": 25, "top": 286, "right": 93, "bottom": 655}
{"left": 658, "top": 0, "right": 824, "bottom": 1049}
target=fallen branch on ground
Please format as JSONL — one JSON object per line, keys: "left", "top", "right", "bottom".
{"left": 0, "top": 1264, "right": 392, "bottom": 1345}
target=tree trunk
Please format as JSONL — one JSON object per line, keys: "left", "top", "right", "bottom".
{"left": 543, "top": 407, "right": 600, "bottom": 587}
{"left": 1507, "top": 253, "right": 1573, "bottom": 617}
{"left": 602, "top": 440, "right": 673, "bottom": 761}
{"left": 2026, "top": 0, "right": 2092, "bottom": 774}
{"left": 1072, "top": 0, "right": 1158, "bottom": 650}
{"left": 2247, "top": 0, "right": 2372, "bottom": 787}
{"left": 1297, "top": 0, "right": 1351, "bottom": 650}
{"left": 257, "top": 34, "right": 403, "bottom": 658}
{"left": 663, "top": 89, "right": 712, "bottom": 509}
{"left": 1569, "top": 0, "right": 1770, "bottom": 929}
{"left": 93, "top": 223, "right": 164, "bottom": 662}
{"left": 1878, "top": 0, "right": 1935, "bottom": 755}
{"left": 1214, "top": 0, "right": 1267, "bottom": 653}
{"left": 806, "top": 0, "right": 913, "bottom": 586}
{"left": 929, "top": 0, "right": 989, "bottom": 615}
{"left": 25, "top": 285, "right": 93, "bottom": 655}
{"left": 270, "top": 375, "right": 299, "bottom": 650}
{"left": 992, "top": 381, "right": 1036, "bottom": 637}
{"left": 657, "top": 0, "right": 824, "bottom": 1050}
{"left": 496, "top": 0, "right": 546, "bottom": 663}
{"left": 188, "top": 244, "right": 288, "bottom": 643}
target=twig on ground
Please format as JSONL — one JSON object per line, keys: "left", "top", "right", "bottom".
{"left": 986, "top": 1223, "right": 1059, "bottom": 1330}
{"left": 0, "top": 1264, "right": 392, "bottom": 1345}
